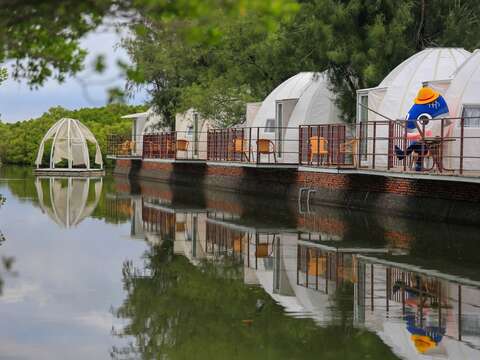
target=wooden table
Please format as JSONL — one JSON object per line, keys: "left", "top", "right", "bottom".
{"left": 419, "top": 137, "right": 456, "bottom": 172}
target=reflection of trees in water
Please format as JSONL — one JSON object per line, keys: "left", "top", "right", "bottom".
{"left": 111, "top": 241, "right": 398, "bottom": 360}
{"left": 0, "top": 194, "right": 15, "bottom": 295}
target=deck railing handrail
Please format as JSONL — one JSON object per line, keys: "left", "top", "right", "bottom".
{"left": 107, "top": 116, "right": 480, "bottom": 176}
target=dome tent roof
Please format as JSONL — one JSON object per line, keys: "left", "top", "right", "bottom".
{"left": 445, "top": 49, "right": 480, "bottom": 117}
{"left": 35, "top": 118, "right": 103, "bottom": 169}
{"left": 373, "top": 48, "right": 470, "bottom": 121}
{"left": 251, "top": 72, "right": 339, "bottom": 129}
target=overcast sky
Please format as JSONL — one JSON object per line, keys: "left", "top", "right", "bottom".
{"left": 0, "top": 27, "right": 148, "bottom": 123}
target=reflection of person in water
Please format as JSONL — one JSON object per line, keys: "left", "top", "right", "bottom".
{"left": 395, "top": 87, "right": 450, "bottom": 171}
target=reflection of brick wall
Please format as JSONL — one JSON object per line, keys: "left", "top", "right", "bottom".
{"left": 297, "top": 215, "right": 347, "bottom": 236}
{"left": 116, "top": 159, "right": 132, "bottom": 168}
{"left": 113, "top": 159, "right": 480, "bottom": 224}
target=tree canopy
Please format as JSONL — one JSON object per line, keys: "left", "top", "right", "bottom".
{"left": 3, "top": 1, "right": 480, "bottom": 126}
{"left": 123, "top": 0, "right": 480, "bottom": 124}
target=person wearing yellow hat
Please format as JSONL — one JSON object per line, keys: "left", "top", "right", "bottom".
{"left": 394, "top": 87, "right": 450, "bottom": 171}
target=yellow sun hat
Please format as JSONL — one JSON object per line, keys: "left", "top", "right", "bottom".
{"left": 411, "top": 335, "right": 437, "bottom": 353}
{"left": 415, "top": 87, "right": 440, "bottom": 104}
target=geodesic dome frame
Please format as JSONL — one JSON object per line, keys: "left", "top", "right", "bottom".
{"left": 35, "top": 118, "right": 103, "bottom": 169}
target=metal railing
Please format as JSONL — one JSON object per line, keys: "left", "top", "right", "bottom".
{"left": 107, "top": 131, "right": 209, "bottom": 160}
{"left": 108, "top": 117, "right": 480, "bottom": 177}
{"left": 358, "top": 117, "right": 480, "bottom": 175}
{"left": 207, "top": 127, "right": 300, "bottom": 164}
{"left": 299, "top": 124, "right": 358, "bottom": 167}
{"left": 107, "top": 134, "right": 139, "bottom": 157}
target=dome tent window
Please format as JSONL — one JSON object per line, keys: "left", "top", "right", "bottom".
{"left": 461, "top": 105, "right": 480, "bottom": 128}
{"left": 35, "top": 118, "right": 104, "bottom": 175}
{"left": 264, "top": 119, "right": 275, "bottom": 133}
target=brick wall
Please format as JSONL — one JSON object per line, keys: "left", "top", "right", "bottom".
{"left": 298, "top": 171, "right": 480, "bottom": 202}
{"left": 113, "top": 159, "right": 480, "bottom": 224}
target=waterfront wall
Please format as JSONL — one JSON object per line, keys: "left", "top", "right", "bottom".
{"left": 114, "top": 159, "right": 480, "bottom": 225}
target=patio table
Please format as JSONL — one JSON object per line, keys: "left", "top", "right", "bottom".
{"left": 419, "top": 137, "right": 456, "bottom": 173}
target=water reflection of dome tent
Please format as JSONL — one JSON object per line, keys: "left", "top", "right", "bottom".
{"left": 356, "top": 48, "right": 471, "bottom": 167}
{"left": 35, "top": 177, "right": 103, "bottom": 228}
{"left": 354, "top": 256, "right": 480, "bottom": 359}
{"left": 35, "top": 118, "right": 104, "bottom": 175}
{"left": 250, "top": 72, "right": 342, "bottom": 164}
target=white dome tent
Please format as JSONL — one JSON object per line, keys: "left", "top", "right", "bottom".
{"left": 35, "top": 118, "right": 104, "bottom": 174}
{"left": 444, "top": 49, "right": 480, "bottom": 172}
{"left": 250, "top": 72, "right": 342, "bottom": 163}
{"left": 356, "top": 48, "right": 470, "bottom": 167}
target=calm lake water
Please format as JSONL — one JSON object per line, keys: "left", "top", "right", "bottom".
{"left": 0, "top": 166, "right": 479, "bottom": 359}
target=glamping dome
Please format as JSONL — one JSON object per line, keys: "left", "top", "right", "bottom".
{"left": 35, "top": 118, "right": 103, "bottom": 173}
{"left": 35, "top": 177, "right": 103, "bottom": 228}
{"left": 251, "top": 72, "right": 341, "bottom": 163}
{"left": 444, "top": 49, "right": 480, "bottom": 171}
{"left": 356, "top": 48, "right": 470, "bottom": 166}
{"left": 374, "top": 48, "right": 470, "bottom": 121}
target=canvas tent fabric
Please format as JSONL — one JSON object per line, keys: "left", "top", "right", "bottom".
{"left": 444, "top": 49, "right": 480, "bottom": 171}
{"left": 35, "top": 118, "right": 103, "bottom": 169}
{"left": 362, "top": 48, "right": 470, "bottom": 123}
{"left": 250, "top": 71, "right": 341, "bottom": 163}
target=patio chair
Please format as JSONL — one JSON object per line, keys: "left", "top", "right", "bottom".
{"left": 176, "top": 139, "right": 189, "bottom": 158}
{"left": 309, "top": 136, "right": 328, "bottom": 164}
{"left": 233, "top": 138, "right": 249, "bottom": 161}
{"left": 256, "top": 139, "right": 277, "bottom": 163}
{"left": 233, "top": 236, "right": 242, "bottom": 253}
{"left": 339, "top": 139, "right": 358, "bottom": 167}
{"left": 256, "top": 243, "right": 270, "bottom": 258}
{"left": 307, "top": 252, "right": 327, "bottom": 276}
{"left": 119, "top": 140, "right": 133, "bottom": 156}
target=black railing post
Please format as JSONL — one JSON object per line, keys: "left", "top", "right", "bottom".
{"left": 460, "top": 117, "right": 465, "bottom": 175}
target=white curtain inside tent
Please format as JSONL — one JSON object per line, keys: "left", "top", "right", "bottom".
{"left": 35, "top": 118, "right": 103, "bottom": 169}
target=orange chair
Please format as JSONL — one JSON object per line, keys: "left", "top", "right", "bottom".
{"left": 256, "top": 243, "right": 270, "bottom": 258}
{"left": 233, "top": 138, "right": 249, "bottom": 161}
{"left": 176, "top": 139, "right": 189, "bottom": 151}
{"left": 339, "top": 139, "right": 358, "bottom": 167}
{"left": 307, "top": 253, "right": 327, "bottom": 276}
{"left": 176, "top": 139, "right": 189, "bottom": 158}
{"left": 233, "top": 237, "right": 242, "bottom": 253}
{"left": 119, "top": 140, "right": 132, "bottom": 156}
{"left": 309, "top": 136, "right": 328, "bottom": 164}
{"left": 256, "top": 139, "right": 277, "bottom": 163}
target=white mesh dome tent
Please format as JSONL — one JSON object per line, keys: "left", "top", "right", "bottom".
{"left": 35, "top": 177, "right": 103, "bottom": 228}
{"left": 35, "top": 118, "right": 103, "bottom": 171}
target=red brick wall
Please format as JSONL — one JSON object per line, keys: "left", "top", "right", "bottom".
{"left": 298, "top": 171, "right": 480, "bottom": 202}
{"left": 114, "top": 159, "right": 480, "bottom": 203}
{"left": 142, "top": 161, "right": 174, "bottom": 172}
